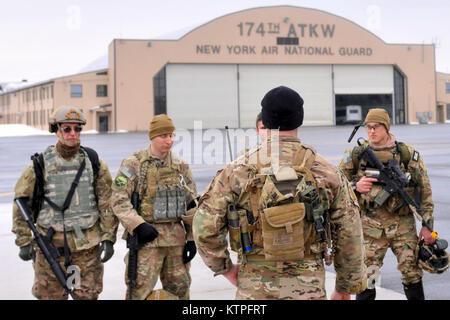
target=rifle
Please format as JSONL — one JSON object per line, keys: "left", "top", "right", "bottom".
{"left": 357, "top": 145, "right": 434, "bottom": 232}
{"left": 224, "top": 125, "right": 233, "bottom": 162}
{"left": 127, "top": 190, "right": 141, "bottom": 300}
{"left": 15, "top": 197, "right": 76, "bottom": 300}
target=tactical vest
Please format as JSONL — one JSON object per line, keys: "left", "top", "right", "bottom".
{"left": 36, "top": 146, "right": 99, "bottom": 238}
{"left": 352, "top": 141, "right": 415, "bottom": 213}
{"left": 229, "top": 144, "right": 330, "bottom": 263}
{"left": 135, "top": 150, "right": 186, "bottom": 223}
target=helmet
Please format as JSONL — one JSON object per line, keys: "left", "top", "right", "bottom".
{"left": 146, "top": 289, "right": 179, "bottom": 300}
{"left": 417, "top": 239, "right": 449, "bottom": 274}
{"left": 49, "top": 106, "right": 86, "bottom": 133}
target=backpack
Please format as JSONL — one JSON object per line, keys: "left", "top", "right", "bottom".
{"left": 255, "top": 146, "right": 329, "bottom": 261}
{"left": 30, "top": 146, "right": 100, "bottom": 221}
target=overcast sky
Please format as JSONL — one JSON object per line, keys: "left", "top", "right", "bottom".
{"left": 1, "top": 0, "right": 449, "bottom": 83}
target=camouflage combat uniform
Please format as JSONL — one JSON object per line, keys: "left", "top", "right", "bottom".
{"left": 194, "top": 135, "right": 366, "bottom": 300}
{"left": 339, "top": 133, "right": 433, "bottom": 285}
{"left": 111, "top": 147, "right": 197, "bottom": 300}
{"left": 12, "top": 145, "right": 118, "bottom": 300}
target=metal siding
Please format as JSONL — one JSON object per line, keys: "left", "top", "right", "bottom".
{"left": 334, "top": 65, "right": 394, "bottom": 94}
{"left": 166, "top": 64, "right": 238, "bottom": 129}
{"left": 238, "top": 64, "right": 334, "bottom": 127}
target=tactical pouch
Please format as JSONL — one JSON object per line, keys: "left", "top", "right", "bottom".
{"left": 176, "top": 186, "right": 186, "bottom": 218}
{"left": 153, "top": 186, "right": 168, "bottom": 221}
{"left": 360, "top": 184, "right": 384, "bottom": 209}
{"left": 227, "top": 205, "right": 242, "bottom": 252}
{"left": 153, "top": 185, "right": 185, "bottom": 221}
{"left": 167, "top": 187, "right": 178, "bottom": 219}
{"left": 261, "top": 202, "right": 306, "bottom": 261}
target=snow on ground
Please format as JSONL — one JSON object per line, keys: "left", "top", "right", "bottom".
{"left": 0, "top": 124, "right": 128, "bottom": 137}
{"left": 0, "top": 124, "right": 51, "bottom": 137}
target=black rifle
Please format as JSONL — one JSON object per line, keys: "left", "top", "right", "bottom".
{"left": 127, "top": 191, "right": 141, "bottom": 300}
{"left": 15, "top": 197, "right": 76, "bottom": 300}
{"left": 224, "top": 125, "right": 233, "bottom": 162}
{"left": 358, "top": 145, "right": 433, "bottom": 231}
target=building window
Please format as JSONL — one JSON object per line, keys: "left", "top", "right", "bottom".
{"left": 153, "top": 66, "right": 167, "bottom": 115}
{"left": 447, "top": 104, "right": 450, "bottom": 120}
{"left": 446, "top": 82, "right": 450, "bottom": 94}
{"left": 71, "top": 85, "right": 82, "bottom": 98}
{"left": 394, "top": 68, "right": 406, "bottom": 124}
{"left": 96, "top": 85, "right": 107, "bottom": 97}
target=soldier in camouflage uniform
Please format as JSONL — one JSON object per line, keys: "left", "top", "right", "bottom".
{"left": 12, "top": 106, "right": 118, "bottom": 300}
{"left": 339, "top": 108, "right": 435, "bottom": 300}
{"left": 255, "top": 111, "right": 267, "bottom": 141}
{"left": 111, "top": 114, "right": 198, "bottom": 300}
{"left": 193, "top": 86, "right": 366, "bottom": 300}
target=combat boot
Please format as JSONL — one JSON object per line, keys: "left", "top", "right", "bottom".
{"left": 355, "top": 288, "right": 376, "bottom": 300}
{"left": 403, "top": 279, "right": 425, "bottom": 300}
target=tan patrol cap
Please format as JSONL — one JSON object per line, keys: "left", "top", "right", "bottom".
{"left": 364, "top": 108, "right": 390, "bottom": 131}
{"left": 49, "top": 106, "right": 86, "bottom": 132}
{"left": 149, "top": 114, "right": 175, "bottom": 140}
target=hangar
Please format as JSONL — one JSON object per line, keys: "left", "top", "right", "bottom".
{"left": 1, "top": 6, "right": 447, "bottom": 132}
{"left": 109, "top": 5, "right": 437, "bottom": 130}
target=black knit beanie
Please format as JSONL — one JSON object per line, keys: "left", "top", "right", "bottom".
{"left": 260, "top": 86, "right": 304, "bottom": 130}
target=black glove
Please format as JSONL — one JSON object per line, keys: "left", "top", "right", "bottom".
{"left": 135, "top": 223, "right": 159, "bottom": 244}
{"left": 99, "top": 240, "right": 114, "bottom": 263}
{"left": 19, "top": 243, "right": 35, "bottom": 262}
{"left": 182, "top": 241, "right": 197, "bottom": 264}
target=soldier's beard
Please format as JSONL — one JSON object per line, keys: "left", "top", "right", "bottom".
{"left": 56, "top": 140, "right": 80, "bottom": 160}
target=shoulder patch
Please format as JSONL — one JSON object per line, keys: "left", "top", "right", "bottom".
{"left": 114, "top": 175, "right": 127, "bottom": 188}
{"left": 119, "top": 166, "right": 135, "bottom": 179}
{"left": 343, "top": 151, "right": 352, "bottom": 163}
{"left": 412, "top": 151, "right": 420, "bottom": 162}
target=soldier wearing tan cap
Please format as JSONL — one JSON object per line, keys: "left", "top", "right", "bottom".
{"left": 339, "top": 108, "right": 436, "bottom": 300}
{"left": 111, "top": 114, "right": 198, "bottom": 300}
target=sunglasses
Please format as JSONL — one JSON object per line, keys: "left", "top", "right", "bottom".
{"left": 61, "top": 126, "right": 83, "bottom": 133}
{"left": 365, "top": 124, "right": 383, "bottom": 131}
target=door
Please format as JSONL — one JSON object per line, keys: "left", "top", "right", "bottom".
{"left": 98, "top": 114, "right": 109, "bottom": 132}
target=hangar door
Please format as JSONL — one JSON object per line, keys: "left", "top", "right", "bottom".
{"left": 238, "top": 65, "right": 333, "bottom": 127}
{"left": 166, "top": 64, "right": 333, "bottom": 129}
{"left": 333, "top": 65, "right": 394, "bottom": 125}
{"left": 166, "top": 64, "right": 239, "bottom": 129}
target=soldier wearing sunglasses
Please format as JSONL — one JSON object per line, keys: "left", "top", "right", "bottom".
{"left": 12, "top": 106, "right": 118, "bottom": 300}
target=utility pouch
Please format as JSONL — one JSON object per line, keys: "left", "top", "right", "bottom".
{"left": 153, "top": 186, "right": 168, "bottom": 221}
{"left": 261, "top": 202, "right": 306, "bottom": 261}
{"left": 238, "top": 209, "right": 252, "bottom": 253}
{"left": 227, "top": 205, "right": 242, "bottom": 252}
{"left": 154, "top": 185, "right": 185, "bottom": 221}
{"left": 176, "top": 186, "right": 186, "bottom": 218}
{"left": 374, "top": 189, "right": 391, "bottom": 207}
{"left": 167, "top": 187, "right": 178, "bottom": 219}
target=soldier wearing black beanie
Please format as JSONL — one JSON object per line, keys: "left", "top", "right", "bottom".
{"left": 260, "top": 85, "right": 304, "bottom": 130}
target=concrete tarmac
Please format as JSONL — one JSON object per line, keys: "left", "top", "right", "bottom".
{"left": 0, "top": 203, "right": 404, "bottom": 300}
{"left": 3, "top": 123, "right": 450, "bottom": 300}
